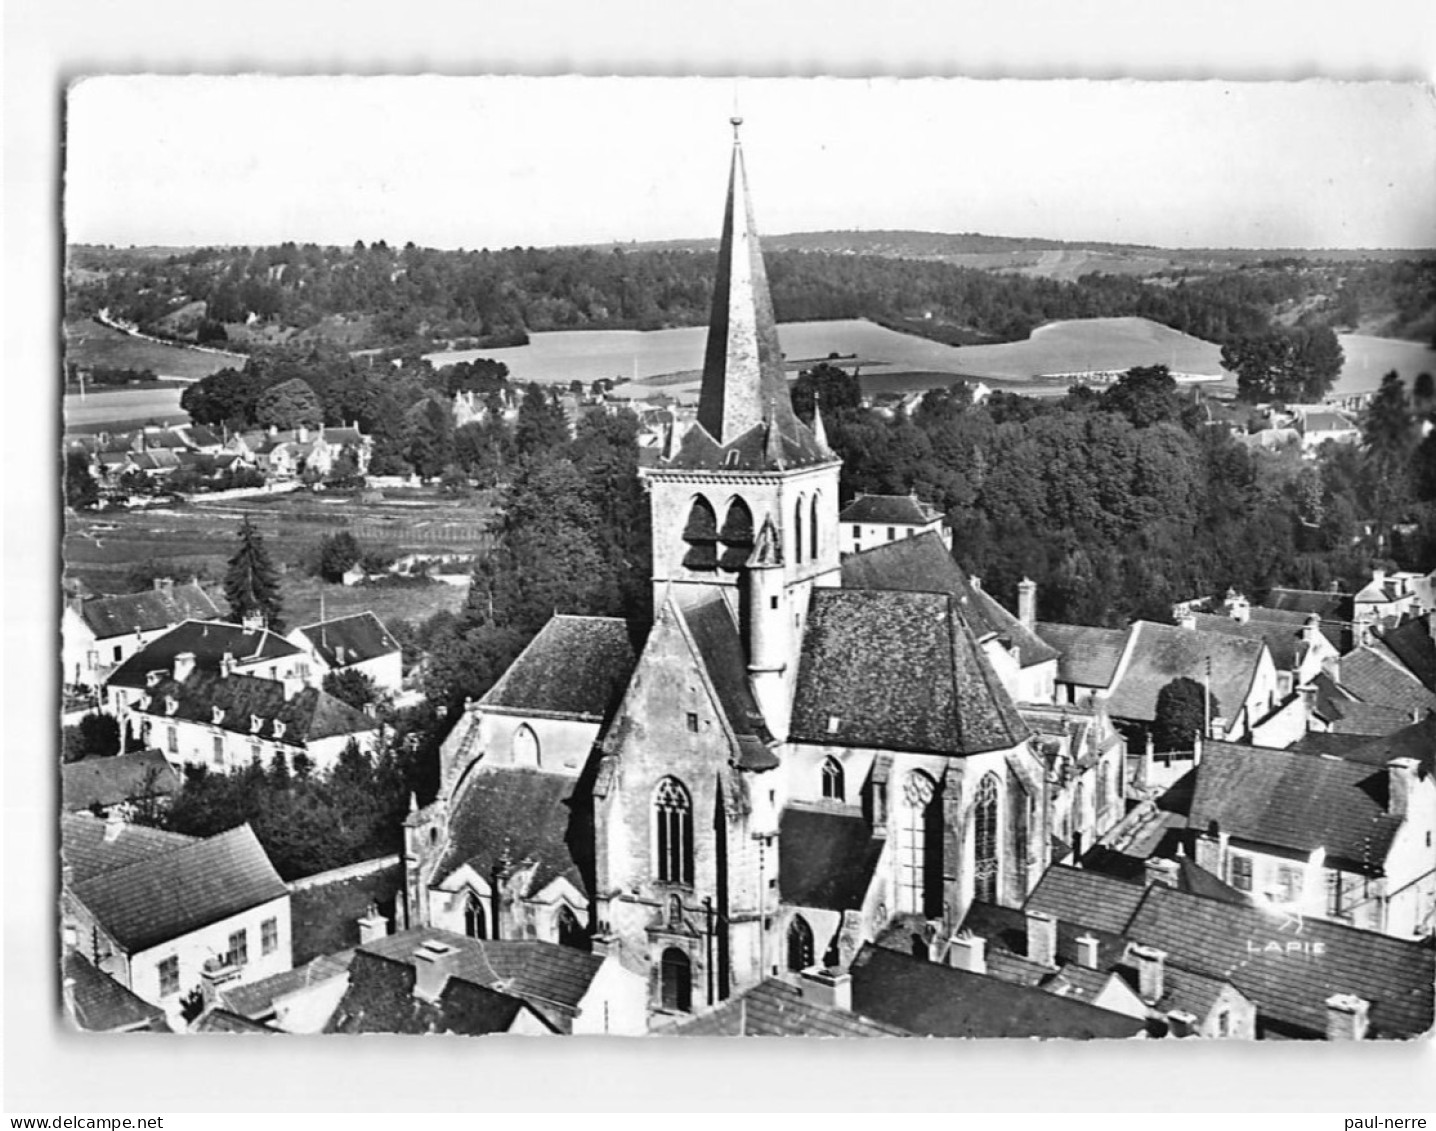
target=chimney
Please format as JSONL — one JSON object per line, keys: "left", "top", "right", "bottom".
{"left": 797, "top": 967, "right": 852, "bottom": 1013}
{"left": 946, "top": 932, "right": 987, "bottom": 975}
{"left": 1325, "top": 993, "right": 1370, "bottom": 1041}
{"left": 356, "top": 904, "right": 390, "bottom": 945}
{"left": 1017, "top": 577, "right": 1037, "bottom": 630}
{"left": 1131, "top": 944, "right": 1167, "bottom": 1004}
{"left": 153, "top": 576, "right": 174, "bottom": 595}
{"left": 297, "top": 425, "right": 309, "bottom": 444}
{"left": 1075, "top": 934, "right": 1101, "bottom": 970}
{"left": 1166, "top": 1009, "right": 1198, "bottom": 1038}
{"left": 103, "top": 808, "right": 125, "bottom": 842}
{"left": 1145, "top": 857, "right": 1180, "bottom": 889}
{"left": 220, "top": 651, "right": 237, "bottom": 678}
{"left": 1387, "top": 757, "right": 1419, "bottom": 819}
{"left": 201, "top": 956, "right": 242, "bottom": 1010}
{"left": 1303, "top": 613, "right": 1323, "bottom": 646}
{"left": 173, "top": 651, "right": 196, "bottom": 683}
{"left": 1177, "top": 611, "right": 1197, "bottom": 631}
{"left": 145, "top": 669, "right": 164, "bottom": 689}
{"left": 412, "top": 939, "right": 461, "bottom": 1002}
{"left": 970, "top": 575, "right": 983, "bottom": 592}
{"left": 1026, "top": 910, "right": 1058, "bottom": 967}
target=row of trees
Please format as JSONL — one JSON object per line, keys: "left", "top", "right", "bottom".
{"left": 73, "top": 238, "right": 1432, "bottom": 354}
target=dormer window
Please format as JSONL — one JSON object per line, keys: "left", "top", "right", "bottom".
{"left": 250, "top": 715, "right": 263, "bottom": 734}
{"left": 137, "top": 694, "right": 152, "bottom": 711}
{"left": 212, "top": 706, "right": 226, "bottom": 726}
{"left": 272, "top": 719, "right": 286, "bottom": 740}
{"left": 164, "top": 696, "right": 179, "bottom": 716}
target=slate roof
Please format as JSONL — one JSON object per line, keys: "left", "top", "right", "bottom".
{"left": 849, "top": 945, "right": 1147, "bottom": 1040}
{"left": 436, "top": 769, "right": 589, "bottom": 898}
{"left": 842, "top": 533, "right": 1059, "bottom": 668}
{"left": 192, "top": 1009, "right": 279, "bottom": 1033}
{"left": 1024, "top": 866, "right": 1151, "bottom": 937}
{"left": 668, "top": 978, "right": 910, "bottom": 1037}
{"left": 61, "top": 750, "right": 182, "bottom": 812}
{"left": 1299, "top": 411, "right": 1358, "bottom": 435}
{"left": 1264, "top": 588, "right": 1352, "bottom": 621}
{"left": 78, "top": 584, "right": 221, "bottom": 641}
{"left": 218, "top": 951, "right": 355, "bottom": 1019}
{"left": 1036, "top": 622, "right": 1130, "bottom": 689}
{"left": 1347, "top": 713, "right": 1436, "bottom": 774}
{"left": 1191, "top": 612, "right": 1313, "bottom": 672}
{"left": 1103, "top": 621, "right": 1267, "bottom": 724}
{"left": 61, "top": 812, "right": 198, "bottom": 883}
{"left": 1335, "top": 647, "right": 1436, "bottom": 715}
{"left": 107, "top": 620, "right": 301, "bottom": 689}
{"left": 331, "top": 929, "right": 602, "bottom": 1033}
{"left": 1188, "top": 741, "right": 1404, "bottom": 874}
{"left": 131, "top": 670, "right": 377, "bottom": 747}
{"left": 958, "top": 899, "right": 1131, "bottom": 974}
{"left": 327, "top": 950, "right": 539, "bottom": 1036}
{"left": 293, "top": 612, "right": 401, "bottom": 670}
{"left": 1247, "top": 605, "right": 1348, "bottom": 652}
{"left": 67, "top": 822, "right": 287, "bottom": 953}
{"left": 64, "top": 951, "right": 167, "bottom": 1032}
{"left": 665, "top": 417, "right": 832, "bottom": 472}
{"left": 791, "top": 589, "right": 1029, "bottom": 755}
{"left": 1289, "top": 731, "right": 1379, "bottom": 759}
{"left": 680, "top": 596, "right": 776, "bottom": 769}
{"left": 839, "top": 494, "right": 943, "bottom": 526}
{"left": 1123, "top": 884, "right": 1435, "bottom": 1039}
{"left": 778, "top": 805, "right": 885, "bottom": 913}
{"left": 480, "top": 616, "right": 639, "bottom": 721}
{"left": 1374, "top": 616, "right": 1436, "bottom": 691}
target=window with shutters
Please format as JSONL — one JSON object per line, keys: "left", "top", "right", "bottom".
{"left": 228, "top": 928, "right": 248, "bottom": 967}
{"left": 158, "top": 956, "right": 179, "bottom": 998}
{"left": 1229, "top": 853, "right": 1253, "bottom": 892}
{"left": 261, "top": 917, "right": 279, "bottom": 956}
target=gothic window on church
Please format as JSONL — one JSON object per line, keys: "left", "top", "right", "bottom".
{"left": 556, "top": 904, "right": 587, "bottom": 950}
{"left": 786, "top": 915, "right": 815, "bottom": 972}
{"left": 654, "top": 777, "right": 694, "bottom": 885}
{"left": 821, "top": 757, "right": 844, "bottom": 802}
{"left": 1014, "top": 785, "right": 1031, "bottom": 894}
{"left": 898, "top": 771, "right": 943, "bottom": 918}
{"left": 718, "top": 497, "right": 754, "bottom": 571}
{"left": 682, "top": 496, "right": 719, "bottom": 571}
{"left": 810, "top": 493, "right": 820, "bottom": 561}
{"left": 464, "top": 891, "right": 487, "bottom": 939}
{"left": 1096, "top": 760, "right": 1111, "bottom": 823}
{"left": 973, "top": 772, "right": 1001, "bottom": 905}
{"left": 660, "top": 947, "right": 693, "bottom": 1013}
{"left": 793, "top": 496, "right": 805, "bottom": 564}
{"left": 512, "top": 723, "right": 539, "bottom": 768}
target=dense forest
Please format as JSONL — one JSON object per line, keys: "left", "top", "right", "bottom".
{"left": 67, "top": 238, "right": 1436, "bottom": 356}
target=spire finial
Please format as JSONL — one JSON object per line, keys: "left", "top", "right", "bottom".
{"left": 730, "top": 114, "right": 744, "bottom": 142}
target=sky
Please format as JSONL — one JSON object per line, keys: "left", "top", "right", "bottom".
{"left": 65, "top": 75, "right": 1436, "bottom": 252}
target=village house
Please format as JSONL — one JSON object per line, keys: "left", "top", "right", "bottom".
{"left": 118, "top": 661, "right": 381, "bottom": 774}
{"left": 1035, "top": 621, "right": 1132, "bottom": 708}
{"left": 665, "top": 969, "right": 911, "bottom": 1037}
{"left": 62, "top": 579, "right": 221, "bottom": 690}
{"left": 1189, "top": 725, "right": 1436, "bottom": 939}
{"left": 63, "top": 949, "right": 169, "bottom": 1033}
{"left": 288, "top": 611, "right": 404, "bottom": 696}
{"left": 1192, "top": 589, "right": 1339, "bottom": 697}
{"left": 104, "top": 617, "right": 310, "bottom": 718}
{"left": 1019, "top": 861, "right": 1433, "bottom": 1039}
{"left": 838, "top": 492, "right": 951, "bottom": 555}
{"left": 1294, "top": 407, "right": 1360, "bottom": 453}
{"left": 325, "top": 928, "right": 648, "bottom": 1036}
{"left": 61, "top": 748, "right": 182, "bottom": 818}
{"left": 1102, "top": 619, "right": 1283, "bottom": 747}
{"left": 61, "top": 813, "right": 292, "bottom": 1027}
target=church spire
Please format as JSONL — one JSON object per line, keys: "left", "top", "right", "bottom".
{"left": 695, "top": 118, "right": 802, "bottom": 448}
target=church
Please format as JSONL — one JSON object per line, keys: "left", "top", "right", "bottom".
{"left": 402, "top": 120, "right": 1121, "bottom": 1025}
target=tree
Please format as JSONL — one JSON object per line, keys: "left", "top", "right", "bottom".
{"left": 1152, "top": 677, "right": 1218, "bottom": 752}
{"left": 1222, "top": 327, "right": 1343, "bottom": 404}
{"left": 791, "top": 362, "right": 862, "bottom": 423}
{"left": 256, "top": 377, "right": 324, "bottom": 430}
{"left": 63, "top": 451, "right": 100, "bottom": 510}
{"left": 317, "top": 530, "right": 362, "bottom": 582}
{"left": 1101, "top": 365, "right": 1181, "bottom": 429}
{"left": 224, "top": 515, "right": 284, "bottom": 629}
{"left": 513, "top": 385, "right": 570, "bottom": 457}
{"left": 323, "top": 668, "right": 379, "bottom": 712}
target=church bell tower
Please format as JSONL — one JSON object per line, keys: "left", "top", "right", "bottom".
{"left": 640, "top": 118, "right": 842, "bottom": 738}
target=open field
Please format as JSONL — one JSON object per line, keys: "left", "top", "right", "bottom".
{"left": 63, "top": 488, "right": 497, "bottom": 603}
{"left": 1332, "top": 334, "right": 1436, "bottom": 397}
{"left": 63, "top": 317, "right": 245, "bottom": 380}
